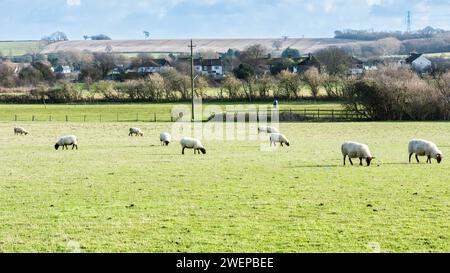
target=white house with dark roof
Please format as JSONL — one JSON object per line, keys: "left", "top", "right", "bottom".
{"left": 403, "top": 53, "right": 432, "bottom": 72}
{"left": 194, "top": 59, "right": 224, "bottom": 78}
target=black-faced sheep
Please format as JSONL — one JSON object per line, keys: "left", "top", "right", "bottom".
{"left": 409, "top": 139, "right": 443, "bottom": 164}
{"left": 55, "top": 135, "right": 78, "bottom": 150}
{"left": 180, "top": 137, "right": 206, "bottom": 155}
{"left": 341, "top": 141, "right": 374, "bottom": 166}
{"left": 14, "top": 127, "right": 28, "bottom": 135}
{"left": 129, "top": 128, "right": 144, "bottom": 136}
{"left": 269, "top": 133, "right": 290, "bottom": 147}
{"left": 160, "top": 132, "right": 171, "bottom": 146}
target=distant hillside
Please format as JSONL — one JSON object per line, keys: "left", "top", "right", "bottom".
{"left": 40, "top": 38, "right": 372, "bottom": 55}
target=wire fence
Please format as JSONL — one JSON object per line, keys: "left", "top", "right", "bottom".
{"left": 2, "top": 109, "right": 371, "bottom": 123}
{"left": 214, "top": 109, "right": 371, "bottom": 122}
{"left": 4, "top": 113, "right": 174, "bottom": 123}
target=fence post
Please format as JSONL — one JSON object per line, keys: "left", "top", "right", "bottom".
{"left": 154, "top": 113, "right": 156, "bottom": 122}
{"left": 117, "top": 113, "right": 119, "bottom": 122}
{"left": 49, "top": 116, "right": 52, "bottom": 122}
{"left": 84, "top": 115, "right": 86, "bottom": 122}
{"left": 32, "top": 115, "right": 35, "bottom": 122}
{"left": 66, "top": 115, "right": 68, "bottom": 122}
{"left": 100, "top": 115, "right": 102, "bottom": 122}
{"left": 15, "top": 115, "right": 17, "bottom": 121}
{"left": 331, "top": 109, "right": 334, "bottom": 122}
{"left": 318, "top": 109, "right": 320, "bottom": 119}
{"left": 136, "top": 113, "right": 139, "bottom": 122}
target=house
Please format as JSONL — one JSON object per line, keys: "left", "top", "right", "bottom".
{"left": 137, "top": 59, "right": 172, "bottom": 74}
{"left": 294, "top": 54, "right": 321, "bottom": 73}
{"left": 54, "top": 65, "right": 72, "bottom": 75}
{"left": 194, "top": 59, "right": 224, "bottom": 78}
{"left": 347, "top": 57, "right": 364, "bottom": 76}
{"left": 403, "top": 53, "right": 432, "bottom": 72}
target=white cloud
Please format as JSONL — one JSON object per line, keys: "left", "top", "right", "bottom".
{"left": 66, "top": 0, "right": 81, "bottom": 6}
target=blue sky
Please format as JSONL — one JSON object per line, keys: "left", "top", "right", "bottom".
{"left": 0, "top": 0, "right": 449, "bottom": 40}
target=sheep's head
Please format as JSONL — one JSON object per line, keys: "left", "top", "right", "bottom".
{"left": 199, "top": 148, "right": 206, "bottom": 154}
{"left": 285, "top": 142, "right": 290, "bottom": 147}
{"left": 54, "top": 143, "right": 60, "bottom": 150}
{"left": 164, "top": 141, "right": 170, "bottom": 146}
{"left": 436, "top": 154, "right": 442, "bottom": 164}
{"left": 366, "top": 157, "right": 374, "bottom": 166}
{"left": 24, "top": 132, "right": 28, "bottom": 135}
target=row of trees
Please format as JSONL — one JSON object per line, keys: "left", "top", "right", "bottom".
{"left": 12, "top": 67, "right": 339, "bottom": 103}
{"left": 335, "top": 27, "right": 446, "bottom": 41}
{"left": 343, "top": 66, "right": 450, "bottom": 120}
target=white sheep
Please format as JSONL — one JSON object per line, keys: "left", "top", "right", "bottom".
{"left": 55, "top": 135, "right": 78, "bottom": 150}
{"left": 14, "top": 127, "right": 28, "bottom": 135}
{"left": 258, "top": 126, "right": 279, "bottom": 134}
{"left": 160, "top": 132, "right": 172, "bottom": 146}
{"left": 269, "top": 133, "right": 290, "bottom": 147}
{"left": 129, "top": 127, "right": 144, "bottom": 136}
{"left": 180, "top": 137, "right": 206, "bottom": 155}
{"left": 341, "top": 141, "right": 374, "bottom": 166}
{"left": 409, "top": 139, "right": 443, "bottom": 164}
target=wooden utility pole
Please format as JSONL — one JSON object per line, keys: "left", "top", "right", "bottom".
{"left": 189, "top": 39, "right": 196, "bottom": 121}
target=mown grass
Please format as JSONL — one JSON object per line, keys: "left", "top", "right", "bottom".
{"left": 0, "top": 102, "right": 343, "bottom": 122}
{"left": 0, "top": 121, "right": 448, "bottom": 253}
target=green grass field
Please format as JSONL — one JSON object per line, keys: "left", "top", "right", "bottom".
{"left": 0, "top": 41, "right": 43, "bottom": 56}
{"left": 0, "top": 102, "right": 343, "bottom": 122}
{"left": 0, "top": 120, "right": 448, "bottom": 253}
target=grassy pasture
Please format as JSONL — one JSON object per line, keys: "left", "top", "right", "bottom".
{"left": 0, "top": 41, "right": 43, "bottom": 56}
{"left": 0, "top": 121, "right": 448, "bottom": 253}
{"left": 0, "top": 102, "right": 342, "bottom": 122}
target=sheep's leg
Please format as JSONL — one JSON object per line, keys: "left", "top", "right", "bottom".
{"left": 415, "top": 155, "right": 420, "bottom": 163}
{"left": 409, "top": 153, "right": 413, "bottom": 163}
{"left": 182, "top": 147, "right": 185, "bottom": 155}
{"left": 427, "top": 156, "right": 431, "bottom": 164}
{"left": 280, "top": 142, "right": 284, "bottom": 147}
{"left": 359, "top": 158, "right": 363, "bottom": 166}
{"left": 343, "top": 155, "right": 346, "bottom": 166}
{"left": 349, "top": 158, "right": 354, "bottom": 166}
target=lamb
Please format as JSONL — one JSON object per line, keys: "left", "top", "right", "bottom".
{"left": 129, "top": 127, "right": 144, "bottom": 136}
{"left": 258, "top": 126, "right": 279, "bottom": 134}
{"left": 14, "top": 127, "right": 28, "bottom": 135}
{"left": 408, "top": 139, "right": 443, "bottom": 164}
{"left": 55, "top": 135, "right": 78, "bottom": 150}
{"left": 341, "top": 141, "right": 374, "bottom": 166}
{"left": 160, "top": 132, "right": 171, "bottom": 146}
{"left": 180, "top": 137, "right": 206, "bottom": 155}
{"left": 269, "top": 133, "right": 290, "bottom": 147}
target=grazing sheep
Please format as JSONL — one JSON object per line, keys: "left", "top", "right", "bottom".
{"left": 341, "top": 141, "right": 374, "bottom": 166}
{"left": 14, "top": 127, "right": 28, "bottom": 135}
{"left": 160, "top": 132, "right": 171, "bottom": 146}
{"left": 180, "top": 137, "right": 206, "bottom": 155}
{"left": 269, "top": 133, "right": 290, "bottom": 147}
{"left": 55, "top": 135, "right": 78, "bottom": 150}
{"left": 129, "top": 127, "right": 144, "bottom": 136}
{"left": 258, "top": 126, "right": 279, "bottom": 134}
{"left": 408, "top": 139, "right": 443, "bottom": 164}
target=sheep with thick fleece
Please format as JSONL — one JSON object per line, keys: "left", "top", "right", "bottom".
{"left": 409, "top": 139, "right": 443, "bottom": 164}
{"left": 258, "top": 126, "right": 279, "bottom": 134}
{"left": 14, "top": 127, "right": 28, "bottom": 135}
{"left": 55, "top": 135, "right": 78, "bottom": 150}
{"left": 160, "top": 132, "right": 171, "bottom": 146}
{"left": 341, "top": 141, "right": 374, "bottom": 166}
{"left": 269, "top": 133, "right": 290, "bottom": 147}
{"left": 129, "top": 127, "right": 144, "bottom": 136}
{"left": 180, "top": 137, "right": 206, "bottom": 155}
